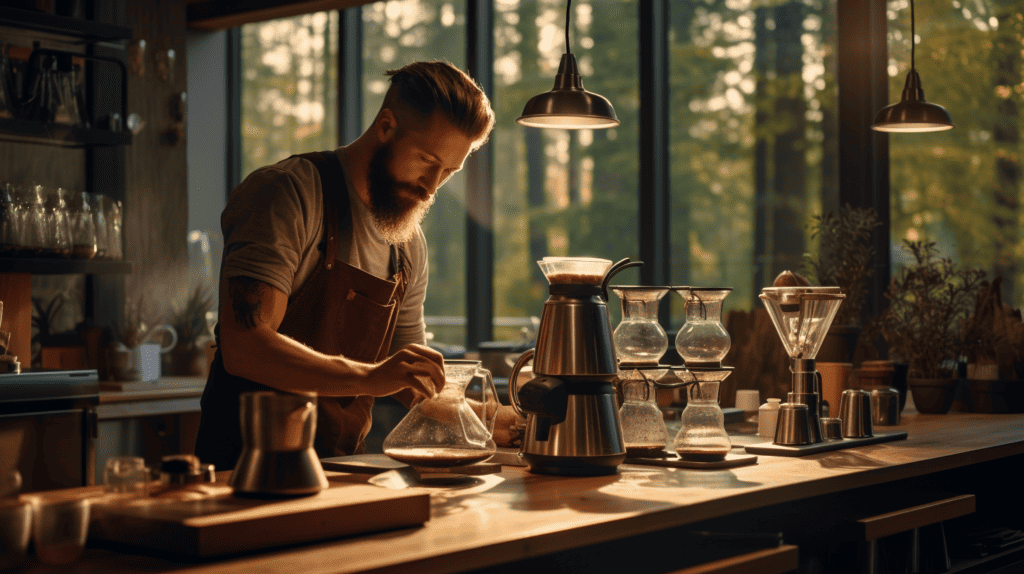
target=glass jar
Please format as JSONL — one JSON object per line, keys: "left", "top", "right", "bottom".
{"left": 45, "top": 187, "right": 72, "bottom": 258}
{"left": 107, "top": 199, "right": 122, "bottom": 260}
{"left": 0, "top": 183, "right": 21, "bottom": 256}
{"left": 68, "top": 191, "right": 97, "bottom": 259}
{"left": 19, "top": 185, "right": 50, "bottom": 257}
{"left": 611, "top": 286, "right": 669, "bottom": 366}
{"left": 90, "top": 193, "right": 109, "bottom": 259}
{"left": 672, "top": 368, "right": 733, "bottom": 461}
{"left": 674, "top": 287, "right": 733, "bottom": 367}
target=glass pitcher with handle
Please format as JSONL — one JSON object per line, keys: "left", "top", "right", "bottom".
{"left": 383, "top": 360, "right": 498, "bottom": 468}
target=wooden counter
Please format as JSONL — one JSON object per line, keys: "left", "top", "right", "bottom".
{"left": 12, "top": 411, "right": 1024, "bottom": 574}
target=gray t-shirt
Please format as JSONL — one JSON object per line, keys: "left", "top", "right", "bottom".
{"left": 220, "top": 147, "right": 428, "bottom": 355}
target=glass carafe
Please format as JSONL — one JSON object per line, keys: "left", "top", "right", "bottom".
{"left": 673, "top": 369, "right": 732, "bottom": 461}
{"left": 383, "top": 360, "right": 498, "bottom": 468}
{"left": 674, "top": 287, "right": 733, "bottom": 367}
{"left": 618, "top": 369, "right": 669, "bottom": 457}
{"left": 611, "top": 286, "right": 669, "bottom": 366}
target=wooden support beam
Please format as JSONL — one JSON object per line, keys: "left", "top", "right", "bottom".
{"left": 187, "top": 0, "right": 372, "bottom": 30}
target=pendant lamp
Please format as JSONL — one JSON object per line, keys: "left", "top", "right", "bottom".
{"left": 872, "top": 0, "right": 953, "bottom": 132}
{"left": 516, "top": 0, "right": 619, "bottom": 129}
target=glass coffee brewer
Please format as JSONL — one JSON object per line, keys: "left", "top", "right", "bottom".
{"left": 759, "top": 286, "right": 844, "bottom": 445}
{"left": 509, "top": 257, "right": 641, "bottom": 476}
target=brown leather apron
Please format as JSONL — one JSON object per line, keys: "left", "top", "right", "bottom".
{"left": 195, "top": 150, "right": 408, "bottom": 472}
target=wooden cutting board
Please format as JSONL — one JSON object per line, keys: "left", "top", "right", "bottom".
{"left": 89, "top": 472, "right": 430, "bottom": 557}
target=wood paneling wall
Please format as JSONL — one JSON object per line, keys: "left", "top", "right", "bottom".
{"left": 123, "top": 0, "right": 191, "bottom": 320}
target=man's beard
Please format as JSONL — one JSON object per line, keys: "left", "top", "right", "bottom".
{"left": 366, "top": 142, "right": 434, "bottom": 244}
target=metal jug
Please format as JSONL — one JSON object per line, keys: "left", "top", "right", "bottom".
{"left": 229, "top": 390, "right": 328, "bottom": 497}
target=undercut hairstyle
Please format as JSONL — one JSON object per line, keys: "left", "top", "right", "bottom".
{"left": 383, "top": 61, "right": 495, "bottom": 148}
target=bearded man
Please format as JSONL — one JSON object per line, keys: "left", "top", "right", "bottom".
{"left": 195, "top": 61, "right": 517, "bottom": 470}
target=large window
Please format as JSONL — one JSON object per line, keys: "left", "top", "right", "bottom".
{"left": 887, "top": 0, "right": 1024, "bottom": 307}
{"left": 239, "top": 12, "right": 339, "bottom": 179}
{"left": 668, "top": 1, "right": 836, "bottom": 323}
{"left": 362, "top": 1, "right": 468, "bottom": 348}
{"left": 492, "top": 0, "right": 641, "bottom": 337}
{"left": 235, "top": 1, "right": 1019, "bottom": 350}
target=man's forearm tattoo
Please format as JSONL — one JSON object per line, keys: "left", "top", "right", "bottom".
{"left": 229, "top": 277, "right": 266, "bottom": 329}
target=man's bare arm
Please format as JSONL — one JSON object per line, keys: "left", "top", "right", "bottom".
{"left": 218, "top": 275, "right": 443, "bottom": 400}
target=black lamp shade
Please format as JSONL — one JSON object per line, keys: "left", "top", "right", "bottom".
{"left": 872, "top": 69, "right": 953, "bottom": 133}
{"left": 517, "top": 54, "right": 619, "bottom": 129}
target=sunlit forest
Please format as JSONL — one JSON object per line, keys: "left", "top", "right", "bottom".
{"left": 237, "top": 0, "right": 1024, "bottom": 347}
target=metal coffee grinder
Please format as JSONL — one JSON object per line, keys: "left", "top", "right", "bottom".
{"left": 509, "top": 257, "right": 642, "bottom": 476}
{"left": 759, "top": 286, "right": 845, "bottom": 445}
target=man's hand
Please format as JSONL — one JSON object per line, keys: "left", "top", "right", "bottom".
{"left": 369, "top": 343, "right": 445, "bottom": 402}
{"left": 491, "top": 405, "right": 526, "bottom": 448}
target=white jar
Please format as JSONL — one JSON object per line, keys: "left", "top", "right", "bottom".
{"left": 757, "top": 398, "right": 782, "bottom": 439}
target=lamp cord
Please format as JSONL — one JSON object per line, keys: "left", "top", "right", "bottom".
{"left": 910, "top": 0, "right": 915, "bottom": 71}
{"left": 565, "top": 0, "right": 572, "bottom": 55}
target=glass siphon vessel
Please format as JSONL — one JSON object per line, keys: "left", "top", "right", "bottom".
{"left": 611, "top": 286, "right": 669, "bottom": 366}
{"left": 618, "top": 369, "right": 669, "bottom": 457}
{"left": 383, "top": 360, "right": 498, "bottom": 468}
{"left": 673, "top": 369, "right": 733, "bottom": 461}
{"left": 674, "top": 287, "right": 733, "bottom": 367}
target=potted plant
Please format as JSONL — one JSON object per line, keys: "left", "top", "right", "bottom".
{"left": 872, "top": 241, "right": 986, "bottom": 413}
{"left": 167, "top": 285, "right": 214, "bottom": 377}
{"left": 803, "top": 205, "right": 881, "bottom": 362}
{"left": 961, "top": 277, "right": 1024, "bottom": 413}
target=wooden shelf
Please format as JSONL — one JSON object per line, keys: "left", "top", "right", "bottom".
{"left": 0, "top": 257, "right": 130, "bottom": 275}
{"left": 0, "top": 118, "right": 132, "bottom": 148}
{"left": 0, "top": 7, "right": 132, "bottom": 43}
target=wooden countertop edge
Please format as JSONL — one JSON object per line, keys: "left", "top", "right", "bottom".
{"left": 99, "top": 387, "right": 205, "bottom": 403}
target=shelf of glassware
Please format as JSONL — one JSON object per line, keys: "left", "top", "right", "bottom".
{"left": 0, "top": 118, "right": 132, "bottom": 148}
{"left": 0, "top": 7, "right": 132, "bottom": 42}
{"left": 0, "top": 257, "right": 130, "bottom": 274}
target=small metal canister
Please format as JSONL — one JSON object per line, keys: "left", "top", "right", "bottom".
{"left": 870, "top": 387, "right": 900, "bottom": 426}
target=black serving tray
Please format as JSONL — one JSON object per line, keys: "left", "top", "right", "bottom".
{"left": 743, "top": 431, "right": 908, "bottom": 457}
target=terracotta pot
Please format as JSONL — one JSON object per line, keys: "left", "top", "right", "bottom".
{"left": 908, "top": 378, "right": 957, "bottom": 414}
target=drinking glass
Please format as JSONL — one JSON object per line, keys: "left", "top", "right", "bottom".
{"left": 103, "top": 456, "right": 149, "bottom": 496}
{"left": 30, "top": 497, "right": 90, "bottom": 565}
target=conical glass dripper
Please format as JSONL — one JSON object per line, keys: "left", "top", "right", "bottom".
{"left": 537, "top": 256, "right": 613, "bottom": 285}
{"left": 760, "top": 287, "right": 845, "bottom": 359}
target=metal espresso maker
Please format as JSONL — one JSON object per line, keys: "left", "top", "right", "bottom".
{"left": 510, "top": 257, "right": 642, "bottom": 476}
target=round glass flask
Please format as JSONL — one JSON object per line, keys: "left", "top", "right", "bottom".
{"left": 674, "top": 287, "right": 733, "bottom": 367}
{"left": 673, "top": 369, "right": 733, "bottom": 461}
{"left": 618, "top": 369, "right": 669, "bottom": 457}
{"left": 611, "top": 286, "right": 669, "bottom": 366}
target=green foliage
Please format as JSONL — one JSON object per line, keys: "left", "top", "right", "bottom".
{"left": 804, "top": 205, "right": 881, "bottom": 326}
{"left": 171, "top": 286, "right": 214, "bottom": 351}
{"left": 873, "top": 241, "right": 987, "bottom": 379}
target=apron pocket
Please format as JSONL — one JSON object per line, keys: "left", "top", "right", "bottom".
{"left": 338, "top": 288, "right": 397, "bottom": 362}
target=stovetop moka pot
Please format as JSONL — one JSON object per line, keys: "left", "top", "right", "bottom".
{"left": 510, "top": 257, "right": 642, "bottom": 476}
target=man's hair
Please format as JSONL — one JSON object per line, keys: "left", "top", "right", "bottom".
{"left": 383, "top": 61, "right": 495, "bottom": 147}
